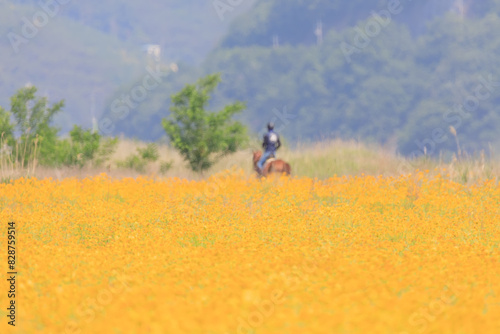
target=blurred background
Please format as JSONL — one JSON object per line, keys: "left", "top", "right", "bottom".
{"left": 1, "top": 0, "right": 500, "bottom": 160}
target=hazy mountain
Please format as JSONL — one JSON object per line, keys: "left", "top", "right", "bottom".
{"left": 0, "top": 0, "right": 255, "bottom": 131}
{"left": 3, "top": 0, "right": 500, "bottom": 157}
{"left": 115, "top": 0, "right": 500, "bottom": 157}
{"left": 218, "top": 0, "right": 484, "bottom": 48}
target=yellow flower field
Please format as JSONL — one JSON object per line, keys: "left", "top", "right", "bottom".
{"left": 1, "top": 170, "right": 499, "bottom": 333}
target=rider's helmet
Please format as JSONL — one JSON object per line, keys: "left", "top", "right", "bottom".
{"left": 267, "top": 122, "right": 274, "bottom": 131}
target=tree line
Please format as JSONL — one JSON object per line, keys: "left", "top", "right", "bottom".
{"left": 106, "top": 0, "right": 500, "bottom": 158}
{"left": 0, "top": 74, "right": 247, "bottom": 177}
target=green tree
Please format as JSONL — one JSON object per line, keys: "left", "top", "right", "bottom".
{"left": 162, "top": 73, "right": 247, "bottom": 174}
{"left": 55, "top": 125, "right": 118, "bottom": 168}
{"left": 0, "top": 105, "right": 14, "bottom": 146}
{"left": 1, "top": 86, "right": 117, "bottom": 169}
{"left": 8, "top": 86, "right": 64, "bottom": 166}
{"left": 116, "top": 143, "right": 162, "bottom": 173}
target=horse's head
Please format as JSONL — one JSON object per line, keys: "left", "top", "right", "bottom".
{"left": 252, "top": 150, "right": 262, "bottom": 165}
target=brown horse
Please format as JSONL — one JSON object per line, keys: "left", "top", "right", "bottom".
{"left": 253, "top": 150, "right": 291, "bottom": 177}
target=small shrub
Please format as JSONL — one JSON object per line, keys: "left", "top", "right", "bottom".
{"left": 116, "top": 143, "right": 161, "bottom": 173}
{"left": 116, "top": 155, "right": 148, "bottom": 173}
{"left": 159, "top": 161, "right": 173, "bottom": 174}
{"left": 138, "top": 143, "right": 159, "bottom": 162}
{"left": 0, "top": 86, "right": 118, "bottom": 171}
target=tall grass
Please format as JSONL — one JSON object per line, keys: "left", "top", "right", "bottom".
{"left": 1, "top": 136, "right": 499, "bottom": 184}
{"left": 0, "top": 133, "right": 39, "bottom": 182}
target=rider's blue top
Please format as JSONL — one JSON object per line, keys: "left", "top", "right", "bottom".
{"left": 263, "top": 130, "right": 281, "bottom": 154}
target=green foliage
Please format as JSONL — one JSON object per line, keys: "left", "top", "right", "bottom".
{"left": 159, "top": 161, "right": 173, "bottom": 174}
{"left": 162, "top": 73, "right": 248, "bottom": 174}
{"left": 0, "top": 86, "right": 117, "bottom": 169}
{"left": 49, "top": 126, "right": 119, "bottom": 168}
{"left": 137, "top": 143, "right": 160, "bottom": 162}
{"left": 116, "top": 154, "right": 149, "bottom": 173}
{"left": 95, "top": 137, "right": 120, "bottom": 167}
{"left": 116, "top": 143, "right": 163, "bottom": 173}
{"left": 0, "top": 106, "right": 14, "bottom": 145}
{"left": 10, "top": 86, "right": 63, "bottom": 138}
{"left": 3, "top": 86, "right": 64, "bottom": 167}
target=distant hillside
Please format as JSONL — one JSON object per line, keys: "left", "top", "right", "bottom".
{"left": 4, "top": 0, "right": 500, "bottom": 158}
{"left": 219, "top": 0, "right": 490, "bottom": 48}
{"left": 0, "top": 0, "right": 255, "bottom": 131}
{"left": 0, "top": 2, "right": 145, "bottom": 130}
{"left": 205, "top": 0, "right": 500, "bottom": 156}
{"left": 114, "top": 0, "right": 500, "bottom": 158}
{"left": 9, "top": 0, "right": 257, "bottom": 63}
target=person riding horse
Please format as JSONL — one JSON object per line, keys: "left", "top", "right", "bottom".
{"left": 257, "top": 122, "right": 281, "bottom": 175}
